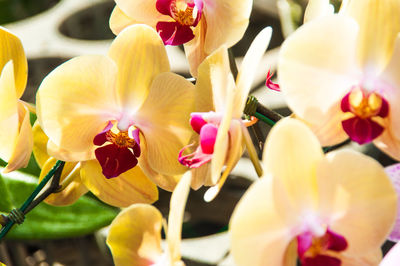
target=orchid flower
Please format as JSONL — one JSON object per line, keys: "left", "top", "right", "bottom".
{"left": 230, "top": 118, "right": 397, "bottom": 266}
{"left": 107, "top": 173, "right": 191, "bottom": 266}
{"left": 278, "top": 0, "right": 400, "bottom": 160}
{"left": 177, "top": 27, "right": 271, "bottom": 200}
{"left": 109, "top": 0, "right": 252, "bottom": 76}
{"left": 0, "top": 27, "right": 33, "bottom": 173}
{"left": 33, "top": 118, "right": 161, "bottom": 207}
{"left": 36, "top": 25, "right": 195, "bottom": 202}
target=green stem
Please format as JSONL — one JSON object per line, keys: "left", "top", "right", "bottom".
{"left": 254, "top": 112, "right": 276, "bottom": 127}
{"left": 0, "top": 160, "right": 64, "bottom": 241}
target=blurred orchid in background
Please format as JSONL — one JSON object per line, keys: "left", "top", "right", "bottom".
{"left": 36, "top": 25, "right": 196, "bottom": 207}
{"left": 107, "top": 173, "right": 191, "bottom": 266}
{"left": 178, "top": 27, "right": 272, "bottom": 200}
{"left": 230, "top": 118, "right": 397, "bottom": 266}
{"left": 109, "top": 0, "right": 253, "bottom": 76}
{"left": 278, "top": 0, "right": 400, "bottom": 160}
{"left": 0, "top": 27, "right": 33, "bottom": 173}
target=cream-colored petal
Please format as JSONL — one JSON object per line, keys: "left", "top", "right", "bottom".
{"left": 195, "top": 46, "right": 230, "bottom": 112}
{"left": 32, "top": 122, "right": 50, "bottom": 168}
{"left": 381, "top": 242, "right": 400, "bottom": 266}
{"left": 303, "top": 0, "right": 334, "bottom": 23}
{"left": 114, "top": 0, "right": 170, "bottom": 28}
{"left": 167, "top": 173, "right": 191, "bottom": 263}
{"left": 138, "top": 134, "right": 181, "bottom": 192}
{"left": 36, "top": 55, "right": 120, "bottom": 161}
{"left": 210, "top": 77, "right": 236, "bottom": 185}
{"left": 109, "top": 25, "right": 170, "bottom": 114}
{"left": 374, "top": 124, "right": 400, "bottom": 162}
{"left": 342, "top": 248, "right": 381, "bottom": 266}
{"left": 278, "top": 15, "right": 360, "bottom": 124}
{"left": 294, "top": 104, "right": 348, "bottom": 147}
{"left": 229, "top": 176, "right": 298, "bottom": 266}
{"left": 39, "top": 158, "right": 88, "bottom": 206}
{"left": 109, "top": 6, "right": 137, "bottom": 35}
{"left": 235, "top": 27, "right": 272, "bottom": 118}
{"left": 184, "top": 18, "right": 207, "bottom": 77}
{"left": 0, "top": 27, "right": 27, "bottom": 98}
{"left": 0, "top": 61, "right": 19, "bottom": 162}
{"left": 190, "top": 164, "right": 210, "bottom": 190}
{"left": 107, "top": 204, "right": 163, "bottom": 266}
{"left": 80, "top": 160, "right": 158, "bottom": 207}
{"left": 316, "top": 150, "right": 397, "bottom": 255}
{"left": 204, "top": 119, "right": 243, "bottom": 202}
{"left": 342, "top": 0, "right": 400, "bottom": 73}
{"left": 135, "top": 72, "right": 194, "bottom": 176}
{"left": 3, "top": 102, "right": 33, "bottom": 173}
{"left": 203, "top": 0, "right": 252, "bottom": 54}
{"left": 379, "top": 34, "right": 400, "bottom": 140}
{"left": 262, "top": 118, "right": 323, "bottom": 210}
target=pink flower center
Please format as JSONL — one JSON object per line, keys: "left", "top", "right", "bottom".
{"left": 340, "top": 86, "right": 389, "bottom": 144}
{"left": 155, "top": 0, "right": 203, "bottom": 45}
{"left": 178, "top": 113, "right": 219, "bottom": 168}
{"left": 93, "top": 121, "right": 141, "bottom": 179}
{"left": 297, "top": 228, "right": 348, "bottom": 266}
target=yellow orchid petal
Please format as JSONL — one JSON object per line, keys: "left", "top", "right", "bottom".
{"left": 184, "top": 18, "right": 207, "bottom": 77}
{"left": 278, "top": 15, "right": 360, "bottom": 125}
{"left": 316, "top": 150, "right": 397, "bottom": 255}
{"left": 342, "top": 0, "right": 400, "bottom": 73}
{"left": 204, "top": 119, "right": 243, "bottom": 202}
{"left": 39, "top": 158, "right": 87, "bottom": 206}
{"left": 32, "top": 122, "right": 50, "bottom": 168}
{"left": 138, "top": 134, "right": 181, "bottom": 192}
{"left": 295, "top": 105, "right": 348, "bottom": 146}
{"left": 241, "top": 122, "right": 263, "bottom": 177}
{"left": 108, "top": 25, "right": 170, "bottom": 113}
{"left": 107, "top": 204, "right": 163, "bottom": 266}
{"left": 3, "top": 102, "right": 33, "bottom": 173}
{"left": 36, "top": 55, "right": 120, "bottom": 160}
{"left": 203, "top": 0, "right": 252, "bottom": 54}
{"left": 374, "top": 124, "right": 400, "bottom": 161}
{"left": 303, "top": 0, "right": 333, "bottom": 23}
{"left": 109, "top": 6, "right": 136, "bottom": 35}
{"left": 195, "top": 46, "right": 230, "bottom": 112}
{"left": 235, "top": 27, "right": 272, "bottom": 118}
{"left": 191, "top": 164, "right": 210, "bottom": 190}
{"left": 167, "top": 173, "right": 191, "bottom": 263}
{"left": 229, "top": 176, "right": 298, "bottom": 266}
{"left": 262, "top": 118, "right": 323, "bottom": 210}
{"left": 0, "top": 61, "right": 19, "bottom": 162}
{"left": 46, "top": 140, "right": 96, "bottom": 162}
{"left": 135, "top": 72, "right": 194, "bottom": 176}
{"left": 342, "top": 248, "right": 381, "bottom": 266}
{"left": 80, "top": 160, "right": 158, "bottom": 207}
{"left": 210, "top": 77, "right": 236, "bottom": 185}
{"left": 0, "top": 27, "right": 27, "bottom": 98}
{"left": 114, "top": 0, "right": 170, "bottom": 28}
{"left": 380, "top": 35, "right": 400, "bottom": 140}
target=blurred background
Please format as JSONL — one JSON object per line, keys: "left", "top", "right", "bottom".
{"left": 0, "top": 0, "right": 396, "bottom": 265}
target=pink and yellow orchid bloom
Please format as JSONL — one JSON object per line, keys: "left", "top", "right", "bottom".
{"left": 278, "top": 0, "right": 400, "bottom": 160}
{"left": 178, "top": 27, "right": 271, "bottom": 199}
{"left": 107, "top": 173, "right": 191, "bottom": 266}
{"left": 109, "top": 0, "right": 252, "bottom": 76}
{"left": 230, "top": 118, "right": 397, "bottom": 266}
{"left": 36, "top": 25, "right": 195, "bottom": 204}
{"left": 0, "top": 27, "right": 32, "bottom": 173}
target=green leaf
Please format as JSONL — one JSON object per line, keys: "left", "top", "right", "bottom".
{"left": 0, "top": 174, "right": 13, "bottom": 213}
{"left": 1, "top": 170, "right": 118, "bottom": 239}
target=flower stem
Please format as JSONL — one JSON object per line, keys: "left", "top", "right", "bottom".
{"left": 0, "top": 160, "right": 65, "bottom": 241}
